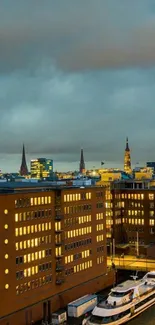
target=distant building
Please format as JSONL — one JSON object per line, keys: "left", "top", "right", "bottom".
{"left": 79, "top": 148, "right": 86, "bottom": 174}
{"left": 19, "top": 144, "right": 29, "bottom": 176}
{"left": 147, "top": 162, "right": 155, "bottom": 173}
{"left": 31, "top": 158, "right": 53, "bottom": 179}
{"left": 124, "top": 137, "right": 132, "bottom": 175}
{"left": 133, "top": 167, "right": 153, "bottom": 180}
{"left": 97, "top": 170, "right": 132, "bottom": 184}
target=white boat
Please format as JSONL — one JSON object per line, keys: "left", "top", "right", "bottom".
{"left": 86, "top": 271, "right": 155, "bottom": 325}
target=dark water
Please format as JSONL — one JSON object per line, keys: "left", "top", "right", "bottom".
{"left": 129, "top": 305, "right": 155, "bottom": 325}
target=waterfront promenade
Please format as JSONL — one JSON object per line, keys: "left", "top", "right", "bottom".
{"left": 107, "top": 255, "right": 155, "bottom": 271}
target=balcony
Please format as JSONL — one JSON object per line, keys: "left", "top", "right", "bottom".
{"left": 55, "top": 215, "right": 63, "bottom": 221}
{"left": 55, "top": 241, "right": 64, "bottom": 247}
{"left": 55, "top": 229, "right": 63, "bottom": 233}
{"left": 55, "top": 254, "right": 63, "bottom": 260}
{"left": 56, "top": 278, "right": 65, "bottom": 285}
{"left": 56, "top": 264, "right": 64, "bottom": 272}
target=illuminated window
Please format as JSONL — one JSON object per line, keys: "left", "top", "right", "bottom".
{"left": 4, "top": 224, "right": 8, "bottom": 230}
{"left": 4, "top": 239, "right": 8, "bottom": 244}
{"left": 15, "top": 228, "right": 18, "bottom": 237}
{"left": 5, "top": 254, "right": 9, "bottom": 259}
{"left": 15, "top": 242, "right": 18, "bottom": 250}
{"left": 5, "top": 284, "right": 9, "bottom": 289}
{"left": 19, "top": 227, "right": 23, "bottom": 236}
{"left": 15, "top": 214, "right": 18, "bottom": 222}
{"left": 5, "top": 269, "right": 9, "bottom": 274}
{"left": 4, "top": 209, "right": 8, "bottom": 215}
{"left": 28, "top": 268, "right": 31, "bottom": 277}
{"left": 30, "top": 198, "right": 33, "bottom": 206}
{"left": 45, "top": 197, "right": 48, "bottom": 204}
{"left": 149, "top": 193, "right": 154, "bottom": 200}
{"left": 38, "top": 197, "right": 41, "bottom": 205}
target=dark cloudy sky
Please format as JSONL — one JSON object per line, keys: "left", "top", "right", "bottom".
{"left": 1, "top": 0, "right": 155, "bottom": 172}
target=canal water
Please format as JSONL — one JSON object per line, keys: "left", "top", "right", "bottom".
{"left": 129, "top": 305, "right": 155, "bottom": 325}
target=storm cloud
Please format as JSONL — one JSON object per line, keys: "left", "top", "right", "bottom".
{"left": 0, "top": 0, "right": 155, "bottom": 171}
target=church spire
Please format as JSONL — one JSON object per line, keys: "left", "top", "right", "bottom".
{"left": 125, "top": 137, "right": 129, "bottom": 151}
{"left": 20, "top": 144, "right": 28, "bottom": 176}
{"left": 124, "top": 137, "right": 132, "bottom": 174}
{"left": 79, "top": 148, "right": 86, "bottom": 174}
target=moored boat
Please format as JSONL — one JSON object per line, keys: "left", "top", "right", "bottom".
{"left": 86, "top": 271, "right": 155, "bottom": 325}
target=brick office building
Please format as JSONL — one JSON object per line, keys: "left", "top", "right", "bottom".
{"left": 110, "top": 181, "right": 155, "bottom": 248}
{"left": 0, "top": 183, "right": 113, "bottom": 325}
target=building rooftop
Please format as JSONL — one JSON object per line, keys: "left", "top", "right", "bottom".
{"left": 0, "top": 181, "right": 104, "bottom": 194}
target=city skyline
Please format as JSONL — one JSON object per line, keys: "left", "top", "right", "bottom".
{"left": 1, "top": 1, "right": 155, "bottom": 170}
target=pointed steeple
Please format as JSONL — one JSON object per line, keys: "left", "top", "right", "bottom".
{"left": 125, "top": 137, "right": 129, "bottom": 151}
{"left": 20, "top": 144, "right": 28, "bottom": 176}
{"left": 79, "top": 148, "right": 86, "bottom": 174}
{"left": 124, "top": 137, "right": 132, "bottom": 174}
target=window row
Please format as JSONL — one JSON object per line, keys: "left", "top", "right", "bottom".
{"left": 97, "top": 245, "right": 104, "bottom": 253}
{"left": 123, "top": 218, "right": 144, "bottom": 225}
{"left": 15, "top": 196, "right": 52, "bottom": 208}
{"left": 16, "top": 262, "right": 52, "bottom": 280}
{"left": 120, "top": 193, "right": 144, "bottom": 200}
{"left": 16, "top": 249, "right": 52, "bottom": 265}
{"left": 65, "top": 227, "right": 92, "bottom": 239}
{"left": 97, "top": 256, "right": 104, "bottom": 264}
{"left": 96, "top": 235, "right": 104, "bottom": 242}
{"left": 15, "top": 235, "right": 52, "bottom": 251}
{"left": 64, "top": 192, "right": 91, "bottom": 202}
{"left": 65, "top": 249, "right": 92, "bottom": 264}
{"left": 65, "top": 260, "right": 93, "bottom": 276}
{"left": 16, "top": 274, "right": 52, "bottom": 295}
{"left": 65, "top": 238, "right": 92, "bottom": 251}
{"left": 15, "top": 222, "right": 52, "bottom": 237}
{"left": 64, "top": 205, "right": 91, "bottom": 215}
{"left": 64, "top": 215, "right": 91, "bottom": 228}
{"left": 128, "top": 210, "right": 144, "bottom": 216}
{"left": 96, "top": 213, "right": 104, "bottom": 220}
{"left": 15, "top": 209, "right": 52, "bottom": 222}
{"left": 96, "top": 224, "right": 104, "bottom": 231}
{"left": 128, "top": 202, "right": 143, "bottom": 208}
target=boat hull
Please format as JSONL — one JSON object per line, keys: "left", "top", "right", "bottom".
{"left": 86, "top": 295, "right": 155, "bottom": 325}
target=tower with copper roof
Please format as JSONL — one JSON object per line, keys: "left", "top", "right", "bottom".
{"left": 124, "top": 137, "right": 132, "bottom": 174}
